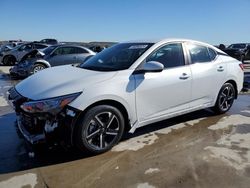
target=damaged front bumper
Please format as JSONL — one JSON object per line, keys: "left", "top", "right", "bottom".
{"left": 17, "top": 115, "right": 46, "bottom": 144}
{"left": 15, "top": 107, "right": 80, "bottom": 147}
{"left": 9, "top": 88, "right": 81, "bottom": 147}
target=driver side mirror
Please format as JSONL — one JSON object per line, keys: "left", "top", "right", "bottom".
{"left": 134, "top": 61, "right": 164, "bottom": 74}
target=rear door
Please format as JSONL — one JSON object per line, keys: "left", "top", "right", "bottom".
{"left": 184, "top": 42, "right": 227, "bottom": 108}
{"left": 73, "top": 47, "right": 90, "bottom": 64}
{"left": 135, "top": 43, "right": 192, "bottom": 123}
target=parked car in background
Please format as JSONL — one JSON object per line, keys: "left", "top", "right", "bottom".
{"left": 223, "top": 43, "right": 250, "bottom": 62}
{"left": 39, "top": 38, "right": 58, "bottom": 45}
{"left": 1, "top": 42, "right": 48, "bottom": 65}
{"left": 0, "top": 45, "right": 13, "bottom": 53}
{"left": 0, "top": 41, "right": 24, "bottom": 55}
{"left": 9, "top": 44, "right": 95, "bottom": 77}
{"left": 89, "top": 45, "right": 106, "bottom": 53}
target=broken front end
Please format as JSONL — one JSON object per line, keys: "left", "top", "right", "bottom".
{"left": 8, "top": 87, "right": 81, "bottom": 147}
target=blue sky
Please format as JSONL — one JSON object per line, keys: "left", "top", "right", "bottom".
{"left": 0, "top": 0, "right": 249, "bottom": 44}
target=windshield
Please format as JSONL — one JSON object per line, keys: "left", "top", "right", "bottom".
{"left": 80, "top": 43, "right": 154, "bottom": 71}
{"left": 43, "top": 45, "right": 58, "bottom": 55}
{"left": 228, "top": 44, "right": 246, "bottom": 49}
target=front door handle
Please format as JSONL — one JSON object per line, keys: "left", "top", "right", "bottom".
{"left": 179, "top": 73, "right": 189, "bottom": 80}
{"left": 217, "top": 66, "right": 224, "bottom": 72}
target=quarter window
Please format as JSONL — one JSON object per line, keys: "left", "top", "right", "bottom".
{"left": 187, "top": 43, "right": 211, "bottom": 63}
{"left": 146, "top": 43, "right": 185, "bottom": 69}
{"left": 208, "top": 48, "right": 217, "bottom": 61}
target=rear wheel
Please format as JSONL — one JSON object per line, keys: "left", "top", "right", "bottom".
{"left": 33, "top": 63, "right": 46, "bottom": 74}
{"left": 75, "top": 105, "right": 125, "bottom": 154}
{"left": 213, "top": 83, "right": 235, "bottom": 114}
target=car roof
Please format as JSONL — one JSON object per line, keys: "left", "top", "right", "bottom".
{"left": 229, "top": 43, "right": 250, "bottom": 45}
{"left": 121, "top": 38, "right": 225, "bottom": 53}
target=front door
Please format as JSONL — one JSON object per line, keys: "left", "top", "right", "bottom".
{"left": 49, "top": 47, "right": 77, "bottom": 66}
{"left": 135, "top": 43, "right": 192, "bottom": 123}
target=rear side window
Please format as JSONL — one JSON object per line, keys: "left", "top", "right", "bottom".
{"left": 186, "top": 43, "right": 211, "bottom": 63}
{"left": 74, "top": 47, "right": 89, "bottom": 54}
{"left": 147, "top": 43, "right": 185, "bottom": 69}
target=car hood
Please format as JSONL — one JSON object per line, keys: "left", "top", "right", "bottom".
{"left": 15, "top": 65, "right": 117, "bottom": 100}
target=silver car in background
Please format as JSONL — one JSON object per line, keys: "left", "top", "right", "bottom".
{"left": 1, "top": 42, "right": 48, "bottom": 65}
{"left": 9, "top": 38, "right": 244, "bottom": 154}
{"left": 10, "top": 44, "right": 96, "bottom": 77}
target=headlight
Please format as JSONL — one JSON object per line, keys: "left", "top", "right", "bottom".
{"left": 20, "top": 92, "right": 81, "bottom": 114}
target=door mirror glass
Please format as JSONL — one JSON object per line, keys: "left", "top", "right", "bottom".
{"left": 135, "top": 61, "right": 164, "bottom": 74}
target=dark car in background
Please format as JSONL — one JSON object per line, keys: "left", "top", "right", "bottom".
{"left": 10, "top": 44, "right": 95, "bottom": 77}
{"left": 89, "top": 45, "right": 106, "bottom": 53}
{"left": 39, "top": 38, "right": 58, "bottom": 45}
{"left": 223, "top": 43, "right": 250, "bottom": 62}
{"left": 0, "top": 42, "right": 48, "bottom": 65}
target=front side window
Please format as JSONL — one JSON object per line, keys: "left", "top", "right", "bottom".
{"left": 186, "top": 43, "right": 211, "bottom": 63}
{"left": 146, "top": 43, "right": 185, "bottom": 69}
{"left": 74, "top": 47, "right": 88, "bottom": 54}
{"left": 80, "top": 43, "right": 153, "bottom": 71}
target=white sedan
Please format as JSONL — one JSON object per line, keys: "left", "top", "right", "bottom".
{"left": 9, "top": 38, "right": 244, "bottom": 154}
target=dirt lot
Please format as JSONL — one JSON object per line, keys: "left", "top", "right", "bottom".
{"left": 0, "top": 66, "right": 250, "bottom": 188}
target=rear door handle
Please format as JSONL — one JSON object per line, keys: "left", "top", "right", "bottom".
{"left": 179, "top": 73, "right": 190, "bottom": 80}
{"left": 217, "top": 66, "right": 224, "bottom": 72}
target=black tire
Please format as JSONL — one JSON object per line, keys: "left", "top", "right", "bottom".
{"left": 213, "top": 83, "right": 236, "bottom": 114}
{"left": 75, "top": 105, "right": 125, "bottom": 154}
{"left": 32, "top": 63, "right": 46, "bottom": 74}
{"left": 3, "top": 55, "right": 16, "bottom": 65}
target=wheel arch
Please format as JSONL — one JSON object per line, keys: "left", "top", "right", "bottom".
{"left": 34, "top": 60, "right": 51, "bottom": 68}
{"left": 71, "top": 99, "right": 130, "bottom": 144}
{"left": 225, "top": 79, "right": 238, "bottom": 99}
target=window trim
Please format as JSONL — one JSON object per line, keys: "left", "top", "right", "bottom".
{"left": 136, "top": 42, "right": 188, "bottom": 71}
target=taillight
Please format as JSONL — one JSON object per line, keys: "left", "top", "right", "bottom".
{"left": 239, "top": 63, "right": 244, "bottom": 71}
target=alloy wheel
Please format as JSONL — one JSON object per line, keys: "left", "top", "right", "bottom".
{"left": 218, "top": 86, "right": 235, "bottom": 111}
{"left": 33, "top": 65, "right": 45, "bottom": 73}
{"left": 85, "top": 111, "right": 120, "bottom": 150}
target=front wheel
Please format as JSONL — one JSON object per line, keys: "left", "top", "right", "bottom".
{"left": 213, "top": 83, "right": 235, "bottom": 114}
{"left": 75, "top": 105, "right": 125, "bottom": 154}
{"left": 32, "top": 63, "right": 46, "bottom": 74}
